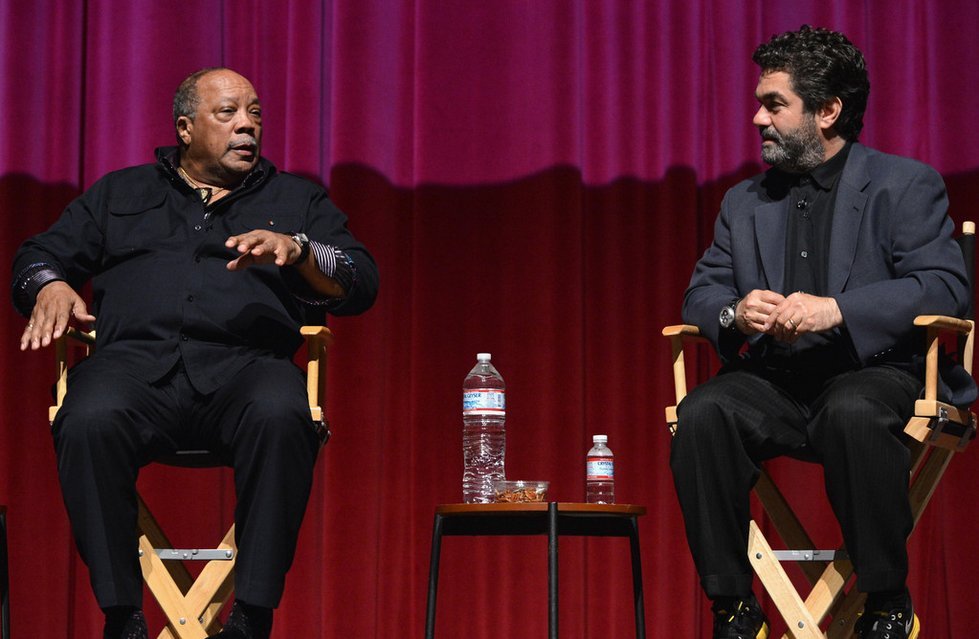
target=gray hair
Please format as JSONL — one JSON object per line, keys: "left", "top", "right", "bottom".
{"left": 172, "top": 67, "right": 228, "bottom": 146}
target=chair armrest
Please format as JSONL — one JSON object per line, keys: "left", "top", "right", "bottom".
{"left": 661, "top": 324, "right": 709, "bottom": 429}
{"left": 913, "top": 315, "right": 973, "bottom": 333}
{"left": 300, "top": 326, "right": 334, "bottom": 426}
{"left": 912, "top": 315, "right": 975, "bottom": 400}
{"left": 50, "top": 328, "right": 97, "bottom": 423}
{"left": 662, "top": 324, "right": 703, "bottom": 339}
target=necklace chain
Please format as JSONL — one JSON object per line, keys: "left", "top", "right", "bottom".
{"left": 178, "top": 166, "right": 227, "bottom": 205}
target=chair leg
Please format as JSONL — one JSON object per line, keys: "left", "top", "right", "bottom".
{"left": 138, "top": 495, "right": 236, "bottom": 639}
{"left": 138, "top": 496, "right": 196, "bottom": 593}
{"left": 139, "top": 536, "right": 209, "bottom": 639}
{"left": 754, "top": 472, "right": 825, "bottom": 586}
{"left": 747, "top": 521, "right": 823, "bottom": 639}
{"left": 179, "top": 524, "right": 236, "bottom": 633}
{"left": 825, "top": 589, "right": 865, "bottom": 639}
{"left": 909, "top": 447, "right": 953, "bottom": 523}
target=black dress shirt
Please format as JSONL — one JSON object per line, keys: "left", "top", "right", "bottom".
{"left": 11, "top": 147, "right": 378, "bottom": 394}
{"left": 763, "top": 143, "right": 857, "bottom": 374}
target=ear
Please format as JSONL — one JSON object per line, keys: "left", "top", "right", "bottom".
{"left": 176, "top": 116, "right": 193, "bottom": 146}
{"left": 816, "top": 97, "right": 843, "bottom": 132}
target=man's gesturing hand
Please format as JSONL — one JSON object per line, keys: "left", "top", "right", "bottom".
{"left": 225, "top": 231, "right": 305, "bottom": 271}
{"left": 20, "top": 281, "right": 96, "bottom": 351}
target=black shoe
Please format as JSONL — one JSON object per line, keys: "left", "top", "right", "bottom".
{"left": 210, "top": 601, "right": 273, "bottom": 639}
{"left": 103, "top": 607, "right": 148, "bottom": 639}
{"left": 712, "top": 595, "right": 769, "bottom": 639}
{"left": 855, "top": 603, "right": 920, "bottom": 638}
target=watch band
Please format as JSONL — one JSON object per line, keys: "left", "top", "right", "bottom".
{"left": 291, "top": 233, "right": 311, "bottom": 265}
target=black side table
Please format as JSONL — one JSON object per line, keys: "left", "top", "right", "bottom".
{"left": 425, "top": 502, "right": 646, "bottom": 639}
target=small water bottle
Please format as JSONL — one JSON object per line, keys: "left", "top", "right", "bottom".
{"left": 462, "top": 353, "right": 506, "bottom": 503}
{"left": 585, "top": 434, "right": 614, "bottom": 504}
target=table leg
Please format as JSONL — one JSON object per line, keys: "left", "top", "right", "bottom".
{"left": 1, "top": 508, "right": 8, "bottom": 639}
{"left": 0, "top": 507, "right": 7, "bottom": 639}
{"left": 548, "top": 502, "right": 558, "bottom": 639}
{"left": 424, "top": 512, "right": 444, "bottom": 639}
{"left": 628, "top": 515, "right": 646, "bottom": 638}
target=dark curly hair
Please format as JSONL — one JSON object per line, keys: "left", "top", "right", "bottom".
{"left": 753, "top": 25, "right": 869, "bottom": 141}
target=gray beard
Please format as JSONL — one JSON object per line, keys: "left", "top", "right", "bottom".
{"left": 760, "top": 118, "right": 824, "bottom": 174}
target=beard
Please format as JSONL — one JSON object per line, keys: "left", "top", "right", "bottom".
{"left": 759, "top": 116, "right": 824, "bottom": 173}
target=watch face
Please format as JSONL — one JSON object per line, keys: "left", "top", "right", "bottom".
{"left": 719, "top": 305, "right": 735, "bottom": 328}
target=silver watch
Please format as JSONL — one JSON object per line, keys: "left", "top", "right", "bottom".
{"left": 719, "top": 299, "right": 740, "bottom": 330}
{"left": 290, "top": 233, "right": 311, "bottom": 264}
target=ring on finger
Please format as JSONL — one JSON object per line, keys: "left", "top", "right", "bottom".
{"left": 787, "top": 318, "right": 797, "bottom": 329}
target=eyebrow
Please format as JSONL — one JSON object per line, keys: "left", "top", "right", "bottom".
{"left": 215, "top": 98, "right": 262, "bottom": 107}
{"left": 756, "top": 90, "right": 789, "bottom": 104}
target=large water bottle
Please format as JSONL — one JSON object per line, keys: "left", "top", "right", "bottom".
{"left": 585, "top": 434, "right": 615, "bottom": 504}
{"left": 462, "top": 353, "right": 506, "bottom": 503}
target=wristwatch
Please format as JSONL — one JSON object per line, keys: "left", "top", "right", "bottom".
{"left": 290, "top": 232, "right": 311, "bottom": 265}
{"left": 719, "top": 298, "right": 740, "bottom": 330}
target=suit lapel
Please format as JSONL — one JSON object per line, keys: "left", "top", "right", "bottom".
{"left": 827, "top": 144, "right": 870, "bottom": 293}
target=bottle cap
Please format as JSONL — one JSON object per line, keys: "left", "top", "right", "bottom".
{"left": 593, "top": 434, "right": 608, "bottom": 443}
{"left": 476, "top": 353, "right": 492, "bottom": 361}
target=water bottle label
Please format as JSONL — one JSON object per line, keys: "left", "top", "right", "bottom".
{"left": 586, "top": 459, "right": 614, "bottom": 480}
{"left": 463, "top": 389, "right": 506, "bottom": 415}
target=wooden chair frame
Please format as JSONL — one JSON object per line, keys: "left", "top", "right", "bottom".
{"left": 662, "top": 224, "right": 976, "bottom": 639}
{"left": 49, "top": 326, "right": 333, "bottom": 639}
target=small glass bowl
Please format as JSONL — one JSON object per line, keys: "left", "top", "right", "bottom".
{"left": 492, "top": 480, "right": 549, "bottom": 503}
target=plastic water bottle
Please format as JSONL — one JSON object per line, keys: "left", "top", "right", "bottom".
{"left": 462, "top": 353, "right": 506, "bottom": 503}
{"left": 586, "top": 435, "right": 614, "bottom": 504}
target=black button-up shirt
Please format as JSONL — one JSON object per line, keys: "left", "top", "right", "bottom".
{"left": 764, "top": 143, "right": 857, "bottom": 374}
{"left": 12, "top": 147, "right": 378, "bottom": 394}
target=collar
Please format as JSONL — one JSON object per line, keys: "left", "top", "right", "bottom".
{"left": 806, "top": 141, "right": 852, "bottom": 191}
{"left": 154, "top": 146, "right": 274, "bottom": 192}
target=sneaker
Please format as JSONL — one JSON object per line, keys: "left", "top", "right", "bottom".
{"left": 102, "top": 607, "right": 148, "bottom": 639}
{"left": 855, "top": 605, "right": 920, "bottom": 639}
{"left": 712, "top": 596, "right": 770, "bottom": 639}
{"left": 210, "top": 601, "right": 273, "bottom": 639}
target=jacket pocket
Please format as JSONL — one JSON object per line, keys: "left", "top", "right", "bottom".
{"left": 105, "top": 192, "right": 171, "bottom": 254}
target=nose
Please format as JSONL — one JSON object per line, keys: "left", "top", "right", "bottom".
{"left": 752, "top": 105, "right": 771, "bottom": 128}
{"left": 233, "top": 108, "right": 257, "bottom": 133}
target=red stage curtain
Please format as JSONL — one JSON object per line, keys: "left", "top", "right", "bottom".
{"left": 1, "top": 1, "right": 977, "bottom": 637}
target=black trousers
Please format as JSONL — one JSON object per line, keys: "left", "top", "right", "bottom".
{"left": 670, "top": 363, "right": 921, "bottom": 599}
{"left": 52, "top": 354, "right": 321, "bottom": 609}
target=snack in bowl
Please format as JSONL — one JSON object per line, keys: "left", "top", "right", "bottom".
{"left": 492, "top": 480, "right": 549, "bottom": 503}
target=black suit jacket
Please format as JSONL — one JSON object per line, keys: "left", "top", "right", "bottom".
{"left": 683, "top": 143, "right": 975, "bottom": 404}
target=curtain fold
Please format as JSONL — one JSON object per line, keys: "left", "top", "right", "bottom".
{"left": 1, "top": 1, "right": 976, "bottom": 636}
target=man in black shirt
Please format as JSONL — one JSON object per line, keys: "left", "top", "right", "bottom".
{"left": 672, "top": 27, "right": 971, "bottom": 639}
{"left": 12, "top": 68, "right": 378, "bottom": 639}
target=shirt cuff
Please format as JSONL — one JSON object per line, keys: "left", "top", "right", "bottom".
{"left": 11, "top": 263, "right": 65, "bottom": 316}
{"left": 294, "top": 242, "right": 358, "bottom": 306}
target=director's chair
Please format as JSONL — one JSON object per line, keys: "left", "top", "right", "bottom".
{"left": 50, "top": 325, "right": 333, "bottom": 639}
{"left": 662, "top": 223, "right": 976, "bottom": 638}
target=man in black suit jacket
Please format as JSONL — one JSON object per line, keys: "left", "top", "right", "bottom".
{"left": 12, "top": 68, "right": 378, "bottom": 639}
{"left": 671, "top": 26, "right": 971, "bottom": 639}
